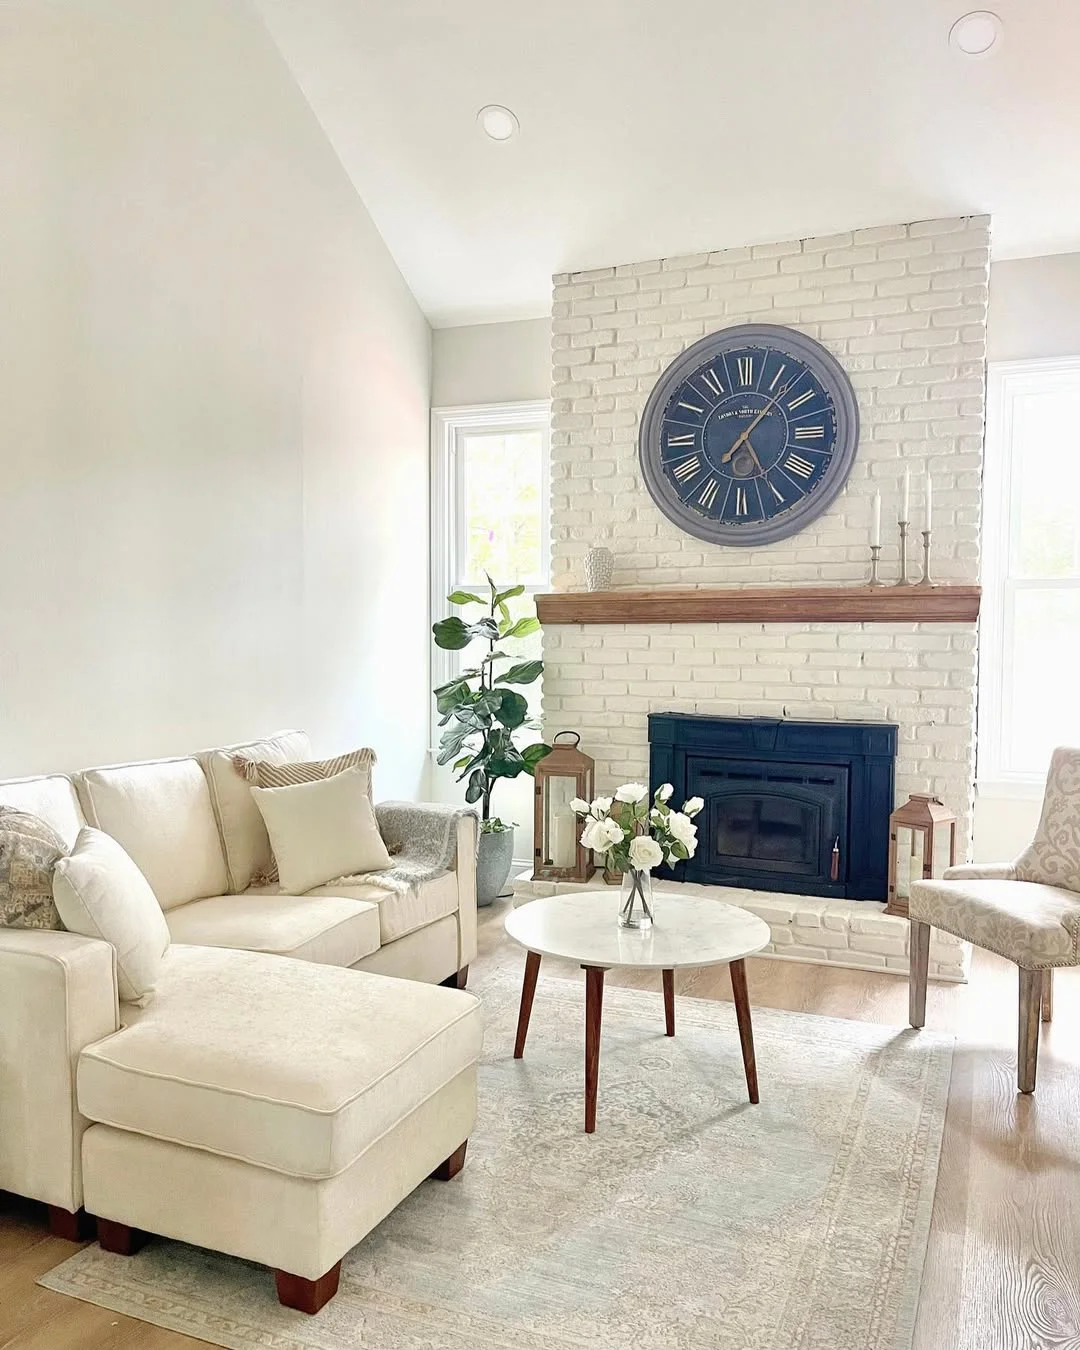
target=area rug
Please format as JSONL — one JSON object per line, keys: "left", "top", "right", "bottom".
{"left": 40, "top": 969, "right": 953, "bottom": 1350}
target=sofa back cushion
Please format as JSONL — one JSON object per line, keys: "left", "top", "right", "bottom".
{"left": 0, "top": 774, "right": 85, "bottom": 849}
{"left": 75, "top": 758, "right": 228, "bottom": 910}
{"left": 197, "top": 730, "right": 310, "bottom": 893}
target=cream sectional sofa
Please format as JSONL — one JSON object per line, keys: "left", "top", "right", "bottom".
{"left": 0, "top": 731, "right": 480, "bottom": 1312}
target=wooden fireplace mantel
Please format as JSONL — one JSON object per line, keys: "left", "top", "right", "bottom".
{"left": 535, "top": 584, "right": 981, "bottom": 626}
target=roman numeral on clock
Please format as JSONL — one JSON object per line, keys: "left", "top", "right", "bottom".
{"left": 735, "top": 486, "right": 749, "bottom": 516}
{"left": 784, "top": 453, "right": 815, "bottom": 479}
{"left": 698, "top": 477, "right": 720, "bottom": 510}
{"left": 677, "top": 399, "right": 705, "bottom": 415}
{"left": 666, "top": 433, "right": 696, "bottom": 447}
{"left": 699, "top": 367, "right": 724, "bottom": 397}
{"left": 787, "top": 389, "right": 814, "bottom": 411}
{"left": 793, "top": 425, "right": 824, "bottom": 440}
{"left": 768, "top": 364, "right": 787, "bottom": 391}
{"left": 672, "top": 455, "right": 702, "bottom": 482}
{"left": 737, "top": 356, "right": 754, "bottom": 386}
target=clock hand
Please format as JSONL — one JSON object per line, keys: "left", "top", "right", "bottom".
{"left": 721, "top": 382, "right": 793, "bottom": 464}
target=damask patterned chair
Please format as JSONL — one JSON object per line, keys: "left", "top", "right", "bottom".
{"left": 908, "top": 747, "right": 1080, "bottom": 1094}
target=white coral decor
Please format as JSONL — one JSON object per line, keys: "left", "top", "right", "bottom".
{"left": 570, "top": 781, "right": 701, "bottom": 881}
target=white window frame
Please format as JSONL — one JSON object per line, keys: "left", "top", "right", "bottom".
{"left": 429, "top": 400, "right": 551, "bottom": 745}
{"left": 979, "top": 356, "right": 1080, "bottom": 794}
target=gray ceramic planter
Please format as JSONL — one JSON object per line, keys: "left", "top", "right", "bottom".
{"left": 476, "top": 827, "right": 515, "bottom": 907}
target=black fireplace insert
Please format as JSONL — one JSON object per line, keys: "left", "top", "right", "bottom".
{"left": 649, "top": 713, "right": 897, "bottom": 900}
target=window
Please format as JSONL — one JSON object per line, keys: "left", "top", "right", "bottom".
{"left": 980, "top": 358, "right": 1080, "bottom": 784}
{"left": 430, "top": 401, "right": 550, "bottom": 727}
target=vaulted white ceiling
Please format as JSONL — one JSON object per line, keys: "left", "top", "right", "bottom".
{"left": 253, "top": 0, "right": 1080, "bottom": 327}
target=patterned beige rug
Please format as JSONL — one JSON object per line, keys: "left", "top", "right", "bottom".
{"left": 41, "top": 969, "right": 952, "bottom": 1350}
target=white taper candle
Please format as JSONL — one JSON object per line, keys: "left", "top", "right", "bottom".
{"left": 871, "top": 491, "right": 881, "bottom": 547}
{"left": 924, "top": 471, "right": 932, "bottom": 531}
{"left": 901, "top": 469, "right": 910, "bottom": 523}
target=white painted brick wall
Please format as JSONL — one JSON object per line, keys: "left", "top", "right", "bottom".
{"left": 545, "top": 217, "right": 990, "bottom": 857}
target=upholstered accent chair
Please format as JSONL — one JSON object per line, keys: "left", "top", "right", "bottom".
{"left": 909, "top": 747, "right": 1080, "bottom": 1094}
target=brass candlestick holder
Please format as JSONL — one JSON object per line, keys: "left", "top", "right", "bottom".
{"left": 896, "top": 520, "right": 913, "bottom": 586}
{"left": 868, "top": 544, "right": 883, "bottom": 587}
{"left": 917, "top": 529, "right": 935, "bottom": 587}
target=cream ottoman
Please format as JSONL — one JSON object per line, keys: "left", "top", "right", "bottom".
{"left": 77, "top": 945, "right": 482, "bottom": 1312}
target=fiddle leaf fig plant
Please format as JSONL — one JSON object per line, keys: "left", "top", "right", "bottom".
{"left": 433, "top": 577, "right": 552, "bottom": 828}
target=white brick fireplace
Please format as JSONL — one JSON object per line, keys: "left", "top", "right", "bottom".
{"left": 530, "top": 216, "right": 991, "bottom": 982}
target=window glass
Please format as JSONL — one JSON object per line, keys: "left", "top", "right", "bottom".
{"left": 460, "top": 430, "right": 545, "bottom": 586}
{"left": 1007, "top": 588, "right": 1080, "bottom": 775}
{"left": 1013, "top": 390, "right": 1080, "bottom": 578}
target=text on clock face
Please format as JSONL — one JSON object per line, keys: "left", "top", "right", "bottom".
{"left": 658, "top": 343, "right": 838, "bottom": 526}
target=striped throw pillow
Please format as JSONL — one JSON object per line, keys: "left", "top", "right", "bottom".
{"left": 231, "top": 749, "right": 377, "bottom": 886}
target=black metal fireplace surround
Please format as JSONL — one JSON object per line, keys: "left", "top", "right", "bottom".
{"left": 649, "top": 713, "right": 897, "bottom": 901}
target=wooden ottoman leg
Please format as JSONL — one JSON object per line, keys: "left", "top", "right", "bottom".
{"left": 275, "top": 1262, "right": 342, "bottom": 1314}
{"left": 1019, "top": 967, "right": 1041, "bottom": 1094}
{"left": 1042, "top": 969, "right": 1054, "bottom": 1023}
{"left": 429, "top": 1140, "right": 468, "bottom": 1181}
{"left": 47, "top": 1206, "right": 95, "bottom": 1242}
{"left": 440, "top": 966, "right": 469, "bottom": 990}
{"left": 97, "top": 1219, "right": 150, "bottom": 1255}
{"left": 909, "top": 921, "right": 931, "bottom": 1029}
{"left": 514, "top": 951, "right": 542, "bottom": 1058}
{"left": 662, "top": 968, "right": 675, "bottom": 1037}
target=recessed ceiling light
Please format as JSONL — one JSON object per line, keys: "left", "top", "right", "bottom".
{"left": 949, "top": 10, "right": 1003, "bottom": 57}
{"left": 477, "top": 104, "right": 519, "bottom": 142}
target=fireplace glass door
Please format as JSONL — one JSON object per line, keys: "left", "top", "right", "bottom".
{"left": 688, "top": 758, "right": 849, "bottom": 894}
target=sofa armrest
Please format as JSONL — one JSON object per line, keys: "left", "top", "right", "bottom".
{"left": 374, "top": 802, "right": 478, "bottom": 969}
{"left": 0, "top": 929, "right": 119, "bottom": 1211}
{"left": 943, "top": 862, "right": 1016, "bottom": 882}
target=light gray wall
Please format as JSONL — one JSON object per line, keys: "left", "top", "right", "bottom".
{"left": 0, "top": 0, "right": 432, "bottom": 797}
{"left": 432, "top": 318, "right": 551, "bottom": 406}
{"left": 988, "top": 254, "right": 1080, "bottom": 361}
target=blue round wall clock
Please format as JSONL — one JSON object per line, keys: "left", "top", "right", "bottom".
{"left": 638, "top": 323, "right": 860, "bottom": 547}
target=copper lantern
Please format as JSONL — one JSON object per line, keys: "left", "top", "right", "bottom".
{"left": 533, "top": 731, "right": 595, "bottom": 883}
{"left": 885, "top": 793, "right": 957, "bottom": 918}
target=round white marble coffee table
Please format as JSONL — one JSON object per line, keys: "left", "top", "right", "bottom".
{"left": 504, "top": 891, "right": 770, "bottom": 1132}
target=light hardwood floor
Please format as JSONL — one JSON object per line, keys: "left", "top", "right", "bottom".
{"left": 3, "top": 900, "right": 1080, "bottom": 1349}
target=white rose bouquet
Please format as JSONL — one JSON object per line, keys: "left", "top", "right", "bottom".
{"left": 570, "top": 783, "right": 704, "bottom": 875}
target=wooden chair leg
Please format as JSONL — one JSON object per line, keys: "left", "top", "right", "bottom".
{"left": 908, "top": 920, "right": 931, "bottom": 1029}
{"left": 1018, "top": 967, "right": 1042, "bottom": 1094}
{"left": 47, "top": 1206, "right": 95, "bottom": 1242}
{"left": 1041, "top": 969, "right": 1054, "bottom": 1023}
{"left": 429, "top": 1140, "right": 468, "bottom": 1181}
{"left": 96, "top": 1219, "right": 150, "bottom": 1255}
{"left": 440, "top": 965, "right": 469, "bottom": 990}
{"left": 275, "top": 1262, "right": 341, "bottom": 1314}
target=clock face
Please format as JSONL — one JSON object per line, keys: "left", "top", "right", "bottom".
{"left": 638, "top": 324, "right": 859, "bottom": 546}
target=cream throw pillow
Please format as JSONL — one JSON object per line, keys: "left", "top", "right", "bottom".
{"left": 52, "top": 827, "right": 171, "bottom": 1006}
{"left": 250, "top": 768, "right": 392, "bottom": 895}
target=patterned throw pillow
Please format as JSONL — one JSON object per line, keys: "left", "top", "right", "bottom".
{"left": 0, "top": 807, "right": 68, "bottom": 929}
{"left": 231, "top": 749, "right": 377, "bottom": 885}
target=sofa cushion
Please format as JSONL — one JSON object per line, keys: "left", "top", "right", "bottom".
{"left": 163, "top": 892, "right": 380, "bottom": 968}
{"left": 53, "top": 828, "right": 171, "bottom": 1006}
{"left": 75, "top": 759, "right": 228, "bottom": 910}
{"left": 251, "top": 769, "right": 392, "bottom": 895}
{"left": 305, "top": 871, "right": 459, "bottom": 945}
{"left": 0, "top": 808, "right": 67, "bottom": 930}
{"left": 77, "top": 944, "right": 483, "bottom": 1179}
{"left": 0, "top": 775, "right": 85, "bottom": 850}
{"left": 198, "top": 731, "right": 311, "bottom": 895}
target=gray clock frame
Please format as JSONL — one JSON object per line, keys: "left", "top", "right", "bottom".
{"left": 638, "top": 322, "right": 860, "bottom": 547}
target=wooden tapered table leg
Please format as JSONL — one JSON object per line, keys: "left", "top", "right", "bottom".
{"left": 583, "top": 965, "right": 606, "bottom": 1133}
{"left": 514, "top": 951, "right": 542, "bottom": 1058}
{"left": 1042, "top": 969, "right": 1054, "bottom": 1023}
{"left": 662, "top": 968, "right": 675, "bottom": 1037}
{"left": 729, "top": 959, "right": 759, "bottom": 1104}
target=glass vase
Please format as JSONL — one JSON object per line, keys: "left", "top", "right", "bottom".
{"left": 618, "top": 868, "right": 655, "bottom": 931}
